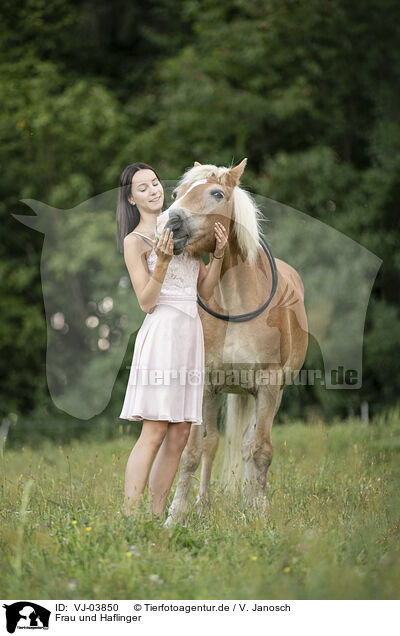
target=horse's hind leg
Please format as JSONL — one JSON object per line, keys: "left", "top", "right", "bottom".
{"left": 242, "top": 385, "right": 283, "bottom": 512}
{"left": 164, "top": 423, "right": 203, "bottom": 527}
{"left": 196, "top": 393, "right": 221, "bottom": 508}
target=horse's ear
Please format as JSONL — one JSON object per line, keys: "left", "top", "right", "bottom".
{"left": 194, "top": 161, "right": 201, "bottom": 167}
{"left": 228, "top": 158, "right": 247, "bottom": 186}
{"left": 12, "top": 199, "right": 56, "bottom": 234}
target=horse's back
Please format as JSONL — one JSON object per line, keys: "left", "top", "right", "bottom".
{"left": 274, "top": 258, "right": 305, "bottom": 301}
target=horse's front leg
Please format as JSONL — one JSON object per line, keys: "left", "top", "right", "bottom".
{"left": 164, "top": 422, "right": 203, "bottom": 527}
{"left": 242, "top": 385, "right": 283, "bottom": 512}
{"left": 196, "top": 392, "right": 221, "bottom": 509}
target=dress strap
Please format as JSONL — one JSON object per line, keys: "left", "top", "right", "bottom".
{"left": 130, "top": 231, "right": 154, "bottom": 248}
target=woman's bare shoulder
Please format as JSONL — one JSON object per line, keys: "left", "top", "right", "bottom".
{"left": 124, "top": 233, "right": 152, "bottom": 260}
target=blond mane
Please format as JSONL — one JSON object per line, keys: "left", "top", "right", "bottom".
{"left": 177, "top": 164, "right": 264, "bottom": 264}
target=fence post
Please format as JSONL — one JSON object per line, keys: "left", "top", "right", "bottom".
{"left": 361, "top": 400, "right": 369, "bottom": 424}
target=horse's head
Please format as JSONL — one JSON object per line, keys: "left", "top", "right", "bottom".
{"left": 156, "top": 158, "right": 262, "bottom": 264}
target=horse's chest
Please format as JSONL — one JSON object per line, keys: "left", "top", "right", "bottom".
{"left": 204, "top": 321, "right": 281, "bottom": 366}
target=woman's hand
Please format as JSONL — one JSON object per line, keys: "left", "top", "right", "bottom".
{"left": 154, "top": 228, "right": 174, "bottom": 264}
{"left": 214, "top": 222, "right": 228, "bottom": 258}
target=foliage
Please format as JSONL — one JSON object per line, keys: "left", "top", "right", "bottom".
{"left": 1, "top": 0, "right": 399, "bottom": 426}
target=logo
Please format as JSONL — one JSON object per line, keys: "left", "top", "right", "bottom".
{"left": 2, "top": 602, "right": 50, "bottom": 633}
{"left": 12, "top": 185, "right": 382, "bottom": 418}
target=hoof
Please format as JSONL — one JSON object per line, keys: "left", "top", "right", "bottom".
{"left": 164, "top": 515, "right": 178, "bottom": 528}
{"left": 194, "top": 494, "right": 211, "bottom": 512}
{"left": 251, "top": 495, "right": 269, "bottom": 516}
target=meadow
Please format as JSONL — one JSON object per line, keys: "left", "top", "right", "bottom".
{"left": 1, "top": 410, "right": 399, "bottom": 600}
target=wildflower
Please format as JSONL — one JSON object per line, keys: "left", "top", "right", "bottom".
{"left": 283, "top": 567, "right": 291, "bottom": 573}
{"left": 71, "top": 520, "right": 77, "bottom": 525}
{"left": 129, "top": 544, "right": 141, "bottom": 556}
{"left": 108, "top": 563, "right": 116, "bottom": 568}
{"left": 149, "top": 573, "right": 164, "bottom": 584}
{"left": 126, "top": 552, "right": 132, "bottom": 557}
{"left": 85, "top": 527, "right": 92, "bottom": 532}
{"left": 68, "top": 578, "right": 78, "bottom": 590}
{"left": 252, "top": 556, "right": 258, "bottom": 561}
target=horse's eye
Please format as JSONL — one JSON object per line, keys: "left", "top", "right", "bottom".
{"left": 212, "top": 191, "right": 224, "bottom": 200}
{"left": 171, "top": 190, "right": 178, "bottom": 200}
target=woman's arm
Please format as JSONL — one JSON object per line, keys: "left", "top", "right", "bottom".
{"left": 197, "top": 222, "right": 228, "bottom": 301}
{"left": 123, "top": 230, "right": 173, "bottom": 313}
{"left": 197, "top": 256, "right": 223, "bottom": 301}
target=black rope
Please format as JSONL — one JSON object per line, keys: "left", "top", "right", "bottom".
{"left": 196, "top": 234, "right": 278, "bottom": 322}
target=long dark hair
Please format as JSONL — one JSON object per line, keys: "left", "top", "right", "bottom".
{"left": 116, "top": 162, "right": 164, "bottom": 253}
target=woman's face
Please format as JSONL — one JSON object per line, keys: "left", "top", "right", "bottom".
{"left": 128, "top": 169, "right": 164, "bottom": 213}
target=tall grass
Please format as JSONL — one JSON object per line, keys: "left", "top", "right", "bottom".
{"left": 1, "top": 410, "right": 399, "bottom": 599}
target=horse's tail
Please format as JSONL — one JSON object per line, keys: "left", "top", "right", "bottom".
{"left": 221, "top": 394, "right": 256, "bottom": 492}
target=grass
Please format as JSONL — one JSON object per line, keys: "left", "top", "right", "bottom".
{"left": 1, "top": 410, "right": 400, "bottom": 599}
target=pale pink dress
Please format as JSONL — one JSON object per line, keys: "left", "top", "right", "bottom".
{"left": 119, "top": 231, "right": 205, "bottom": 425}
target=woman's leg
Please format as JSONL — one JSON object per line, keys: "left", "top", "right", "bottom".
{"left": 148, "top": 421, "right": 192, "bottom": 517}
{"left": 124, "top": 420, "right": 169, "bottom": 516}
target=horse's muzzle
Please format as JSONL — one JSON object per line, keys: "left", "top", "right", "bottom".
{"left": 156, "top": 208, "right": 195, "bottom": 255}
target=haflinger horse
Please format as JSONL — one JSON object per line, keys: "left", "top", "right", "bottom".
{"left": 155, "top": 159, "right": 308, "bottom": 525}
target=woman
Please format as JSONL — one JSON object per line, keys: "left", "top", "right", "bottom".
{"left": 116, "top": 162, "right": 227, "bottom": 519}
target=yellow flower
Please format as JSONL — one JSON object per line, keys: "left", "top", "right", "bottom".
{"left": 252, "top": 556, "right": 258, "bottom": 561}
{"left": 283, "top": 566, "right": 291, "bottom": 573}
{"left": 71, "top": 520, "right": 77, "bottom": 525}
{"left": 85, "top": 527, "right": 92, "bottom": 531}
{"left": 126, "top": 552, "right": 132, "bottom": 557}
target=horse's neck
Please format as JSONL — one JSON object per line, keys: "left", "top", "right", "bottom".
{"left": 216, "top": 240, "right": 264, "bottom": 312}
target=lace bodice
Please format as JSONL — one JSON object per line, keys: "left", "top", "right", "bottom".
{"left": 130, "top": 232, "right": 200, "bottom": 317}
{"left": 147, "top": 249, "right": 200, "bottom": 298}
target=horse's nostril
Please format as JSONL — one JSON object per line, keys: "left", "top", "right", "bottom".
{"left": 169, "top": 212, "right": 183, "bottom": 229}
{"left": 169, "top": 220, "right": 182, "bottom": 232}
